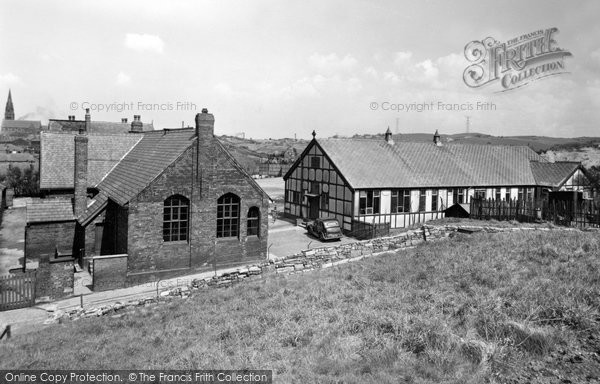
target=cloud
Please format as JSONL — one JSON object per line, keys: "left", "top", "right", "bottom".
{"left": 116, "top": 71, "right": 132, "bottom": 85}
{"left": 124, "top": 33, "right": 164, "bottom": 54}
{"left": 393, "top": 51, "right": 413, "bottom": 67}
{"left": 0, "top": 73, "right": 21, "bottom": 85}
{"left": 591, "top": 48, "right": 600, "bottom": 63}
{"left": 308, "top": 53, "right": 358, "bottom": 74}
{"left": 364, "top": 66, "right": 378, "bottom": 78}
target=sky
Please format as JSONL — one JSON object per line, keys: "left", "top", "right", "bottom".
{"left": 0, "top": 0, "right": 599, "bottom": 139}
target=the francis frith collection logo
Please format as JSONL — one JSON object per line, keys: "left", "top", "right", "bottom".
{"left": 463, "top": 27, "right": 572, "bottom": 91}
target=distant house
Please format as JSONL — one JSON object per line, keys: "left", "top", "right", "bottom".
{"left": 48, "top": 111, "right": 153, "bottom": 134}
{"left": 0, "top": 152, "right": 37, "bottom": 175}
{"left": 28, "top": 109, "right": 270, "bottom": 291}
{"left": 283, "top": 129, "right": 592, "bottom": 232}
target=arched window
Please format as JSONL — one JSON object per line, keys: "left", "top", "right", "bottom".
{"left": 217, "top": 193, "right": 240, "bottom": 238}
{"left": 163, "top": 195, "right": 189, "bottom": 242}
{"left": 247, "top": 207, "right": 260, "bottom": 237}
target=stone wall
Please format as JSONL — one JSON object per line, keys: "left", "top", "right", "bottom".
{"left": 189, "top": 224, "right": 583, "bottom": 288}
{"left": 51, "top": 224, "right": 590, "bottom": 323}
{"left": 92, "top": 254, "right": 127, "bottom": 291}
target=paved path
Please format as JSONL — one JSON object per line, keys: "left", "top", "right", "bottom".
{"left": 267, "top": 218, "right": 355, "bottom": 260}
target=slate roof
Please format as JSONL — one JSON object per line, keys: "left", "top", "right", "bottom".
{"left": 300, "top": 139, "right": 545, "bottom": 189}
{"left": 96, "top": 128, "right": 197, "bottom": 205}
{"left": 26, "top": 199, "right": 74, "bottom": 223}
{"left": 40, "top": 132, "right": 143, "bottom": 190}
{"left": 530, "top": 161, "right": 580, "bottom": 187}
{"left": 1, "top": 119, "right": 42, "bottom": 131}
{"left": 47, "top": 119, "right": 154, "bottom": 134}
{"left": 0, "top": 152, "right": 35, "bottom": 162}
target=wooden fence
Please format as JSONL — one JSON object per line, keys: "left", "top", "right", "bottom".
{"left": 470, "top": 198, "right": 538, "bottom": 222}
{"left": 0, "top": 271, "right": 36, "bottom": 311}
{"left": 470, "top": 198, "right": 600, "bottom": 228}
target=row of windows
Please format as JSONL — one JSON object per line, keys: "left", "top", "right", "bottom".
{"left": 356, "top": 187, "right": 536, "bottom": 216}
{"left": 162, "top": 194, "right": 260, "bottom": 242}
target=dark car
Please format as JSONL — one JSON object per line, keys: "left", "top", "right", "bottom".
{"left": 307, "top": 218, "right": 343, "bottom": 241}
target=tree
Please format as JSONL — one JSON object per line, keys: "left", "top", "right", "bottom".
{"left": 1, "top": 166, "right": 39, "bottom": 197}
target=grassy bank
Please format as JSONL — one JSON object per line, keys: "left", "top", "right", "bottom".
{"left": 2, "top": 230, "right": 599, "bottom": 383}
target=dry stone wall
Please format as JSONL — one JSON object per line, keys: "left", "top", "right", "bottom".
{"left": 48, "top": 223, "right": 595, "bottom": 323}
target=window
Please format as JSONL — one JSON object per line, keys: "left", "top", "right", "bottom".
{"left": 359, "top": 190, "right": 380, "bottom": 214}
{"left": 454, "top": 188, "right": 465, "bottom": 204}
{"left": 431, "top": 190, "right": 438, "bottom": 211}
{"left": 391, "top": 189, "right": 411, "bottom": 213}
{"left": 419, "top": 189, "right": 426, "bottom": 211}
{"left": 163, "top": 195, "right": 189, "bottom": 242}
{"left": 505, "top": 190, "right": 511, "bottom": 201}
{"left": 310, "top": 156, "right": 321, "bottom": 168}
{"left": 474, "top": 189, "right": 486, "bottom": 200}
{"left": 495, "top": 188, "right": 501, "bottom": 201}
{"left": 321, "top": 193, "right": 329, "bottom": 210}
{"left": 518, "top": 188, "right": 524, "bottom": 202}
{"left": 526, "top": 187, "right": 534, "bottom": 202}
{"left": 247, "top": 207, "right": 260, "bottom": 236}
{"left": 217, "top": 193, "right": 240, "bottom": 238}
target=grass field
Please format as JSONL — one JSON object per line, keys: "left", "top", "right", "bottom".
{"left": 1, "top": 229, "right": 599, "bottom": 383}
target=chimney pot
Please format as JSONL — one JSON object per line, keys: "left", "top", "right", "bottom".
{"left": 130, "top": 115, "right": 143, "bottom": 133}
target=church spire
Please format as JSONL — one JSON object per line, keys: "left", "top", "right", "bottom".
{"left": 4, "top": 89, "right": 14, "bottom": 120}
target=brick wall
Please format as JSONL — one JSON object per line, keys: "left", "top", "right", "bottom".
{"left": 36, "top": 253, "right": 74, "bottom": 300}
{"left": 92, "top": 255, "right": 127, "bottom": 291}
{"left": 119, "top": 135, "right": 268, "bottom": 286}
{"left": 25, "top": 221, "right": 76, "bottom": 262}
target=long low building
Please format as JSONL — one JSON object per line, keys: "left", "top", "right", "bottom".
{"left": 283, "top": 129, "right": 592, "bottom": 232}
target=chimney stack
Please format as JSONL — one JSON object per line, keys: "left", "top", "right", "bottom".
{"left": 73, "top": 130, "right": 88, "bottom": 218}
{"left": 121, "top": 118, "right": 128, "bottom": 123}
{"left": 433, "top": 130, "right": 442, "bottom": 146}
{"left": 130, "top": 115, "right": 143, "bottom": 133}
{"left": 83, "top": 108, "right": 91, "bottom": 134}
{"left": 384, "top": 127, "right": 394, "bottom": 145}
{"left": 195, "top": 108, "right": 214, "bottom": 141}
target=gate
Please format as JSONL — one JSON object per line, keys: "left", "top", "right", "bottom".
{"left": 0, "top": 271, "right": 36, "bottom": 311}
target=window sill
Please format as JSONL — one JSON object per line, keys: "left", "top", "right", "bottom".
{"left": 162, "top": 240, "right": 189, "bottom": 245}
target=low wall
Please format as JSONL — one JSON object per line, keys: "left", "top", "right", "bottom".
{"left": 36, "top": 255, "right": 74, "bottom": 300}
{"left": 55, "top": 224, "right": 591, "bottom": 322}
{"left": 190, "top": 224, "right": 584, "bottom": 288}
{"left": 92, "top": 254, "right": 128, "bottom": 292}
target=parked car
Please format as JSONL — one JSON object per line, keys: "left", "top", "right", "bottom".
{"left": 307, "top": 218, "right": 343, "bottom": 241}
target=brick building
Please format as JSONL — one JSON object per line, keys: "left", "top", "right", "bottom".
{"left": 28, "top": 109, "right": 270, "bottom": 291}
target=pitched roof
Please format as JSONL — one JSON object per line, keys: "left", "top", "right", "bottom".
{"left": 0, "top": 152, "right": 35, "bottom": 162}
{"left": 26, "top": 199, "right": 74, "bottom": 223}
{"left": 96, "top": 128, "right": 197, "bottom": 205}
{"left": 40, "top": 132, "right": 143, "bottom": 190}
{"left": 530, "top": 161, "right": 581, "bottom": 187}
{"left": 304, "top": 139, "right": 545, "bottom": 189}
{"left": 1, "top": 119, "right": 42, "bottom": 131}
{"left": 47, "top": 119, "right": 154, "bottom": 134}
